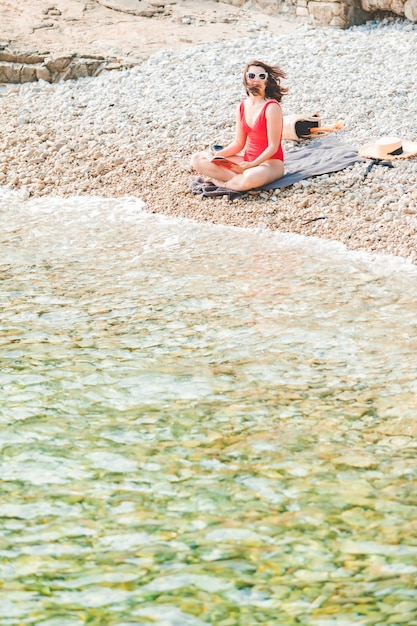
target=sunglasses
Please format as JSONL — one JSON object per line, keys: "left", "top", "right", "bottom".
{"left": 246, "top": 71, "right": 268, "bottom": 80}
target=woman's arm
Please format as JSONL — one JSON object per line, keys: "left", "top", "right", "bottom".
{"left": 211, "top": 105, "right": 247, "bottom": 158}
{"left": 242, "top": 103, "right": 283, "bottom": 168}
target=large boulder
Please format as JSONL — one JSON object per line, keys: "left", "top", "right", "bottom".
{"left": 0, "top": 48, "right": 130, "bottom": 84}
{"left": 239, "top": 0, "right": 417, "bottom": 24}
{"left": 360, "top": 0, "right": 417, "bottom": 17}
{"left": 404, "top": 0, "right": 417, "bottom": 18}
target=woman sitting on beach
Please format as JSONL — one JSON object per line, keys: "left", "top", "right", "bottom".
{"left": 190, "top": 60, "right": 288, "bottom": 192}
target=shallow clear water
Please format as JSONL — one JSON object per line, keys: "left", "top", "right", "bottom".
{"left": 1, "top": 190, "right": 416, "bottom": 626}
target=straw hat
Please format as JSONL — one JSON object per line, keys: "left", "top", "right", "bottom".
{"left": 359, "top": 136, "right": 417, "bottom": 161}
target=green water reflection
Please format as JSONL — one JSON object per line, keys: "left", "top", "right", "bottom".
{"left": 1, "top": 194, "right": 416, "bottom": 625}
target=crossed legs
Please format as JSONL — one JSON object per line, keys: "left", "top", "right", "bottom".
{"left": 190, "top": 151, "right": 284, "bottom": 192}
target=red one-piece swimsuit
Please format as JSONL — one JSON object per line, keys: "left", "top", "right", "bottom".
{"left": 240, "top": 100, "right": 284, "bottom": 163}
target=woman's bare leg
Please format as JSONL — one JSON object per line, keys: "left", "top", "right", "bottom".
{"left": 191, "top": 153, "right": 284, "bottom": 192}
{"left": 224, "top": 161, "right": 284, "bottom": 192}
{"left": 190, "top": 151, "right": 242, "bottom": 184}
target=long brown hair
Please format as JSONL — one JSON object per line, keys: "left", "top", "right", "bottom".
{"left": 243, "top": 60, "right": 288, "bottom": 102}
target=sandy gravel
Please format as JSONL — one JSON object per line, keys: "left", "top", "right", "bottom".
{"left": 0, "top": 0, "right": 296, "bottom": 61}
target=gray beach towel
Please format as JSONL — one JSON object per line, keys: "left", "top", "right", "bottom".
{"left": 191, "top": 136, "right": 364, "bottom": 199}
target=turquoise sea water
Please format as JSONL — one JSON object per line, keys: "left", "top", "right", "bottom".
{"left": 1, "top": 190, "right": 416, "bottom": 625}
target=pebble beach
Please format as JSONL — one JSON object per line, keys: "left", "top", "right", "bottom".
{"left": 1, "top": 17, "right": 417, "bottom": 263}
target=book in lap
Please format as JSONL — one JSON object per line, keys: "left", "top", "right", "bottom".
{"left": 209, "top": 154, "right": 243, "bottom": 173}
{"left": 211, "top": 155, "right": 236, "bottom": 169}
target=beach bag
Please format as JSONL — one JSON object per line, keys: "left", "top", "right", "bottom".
{"left": 283, "top": 113, "right": 344, "bottom": 141}
{"left": 283, "top": 113, "right": 321, "bottom": 141}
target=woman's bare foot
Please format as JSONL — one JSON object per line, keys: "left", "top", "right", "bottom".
{"left": 208, "top": 177, "right": 229, "bottom": 188}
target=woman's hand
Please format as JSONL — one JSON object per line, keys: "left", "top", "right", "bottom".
{"left": 229, "top": 162, "right": 245, "bottom": 174}
{"left": 238, "top": 161, "right": 253, "bottom": 172}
